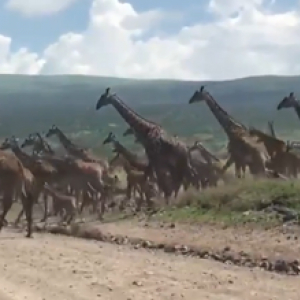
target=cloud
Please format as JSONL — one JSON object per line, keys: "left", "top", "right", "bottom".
{"left": 2, "top": 0, "right": 300, "bottom": 79}
{"left": 6, "top": 0, "right": 79, "bottom": 16}
{"left": 0, "top": 35, "right": 44, "bottom": 73}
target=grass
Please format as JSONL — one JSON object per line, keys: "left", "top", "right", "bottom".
{"left": 7, "top": 169, "right": 300, "bottom": 230}
{"left": 153, "top": 178, "right": 300, "bottom": 228}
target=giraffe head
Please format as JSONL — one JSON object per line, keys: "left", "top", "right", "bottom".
{"left": 123, "top": 127, "right": 140, "bottom": 144}
{"left": 188, "top": 85, "right": 207, "bottom": 104}
{"left": 277, "top": 92, "right": 297, "bottom": 110}
{"left": 46, "top": 125, "right": 59, "bottom": 138}
{"left": 189, "top": 141, "right": 202, "bottom": 152}
{"left": 103, "top": 132, "right": 117, "bottom": 145}
{"left": 96, "top": 87, "right": 114, "bottom": 110}
{"left": 21, "top": 133, "right": 36, "bottom": 149}
{"left": 123, "top": 127, "right": 134, "bottom": 137}
{"left": 0, "top": 136, "right": 18, "bottom": 150}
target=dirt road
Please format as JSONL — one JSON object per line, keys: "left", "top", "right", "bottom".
{"left": 0, "top": 228, "right": 299, "bottom": 300}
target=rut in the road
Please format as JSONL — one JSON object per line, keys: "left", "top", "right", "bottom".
{"left": 36, "top": 223, "right": 300, "bottom": 276}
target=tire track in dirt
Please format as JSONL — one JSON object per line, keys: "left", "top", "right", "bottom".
{"left": 39, "top": 219, "right": 300, "bottom": 275}
{"left": 0, "top": 228, "right": 299, "bottom": 300}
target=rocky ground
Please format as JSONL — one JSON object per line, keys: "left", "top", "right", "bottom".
{"left": 0, "top": 216, "right": 299, "bottom": 300}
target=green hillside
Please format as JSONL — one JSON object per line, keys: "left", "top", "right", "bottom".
{"left": 0, "top": 74, "right": 300, "bottom": 156}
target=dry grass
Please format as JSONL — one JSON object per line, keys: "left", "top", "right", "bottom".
{"left": 154, "top": 178, "right": 300, "bottom": 227}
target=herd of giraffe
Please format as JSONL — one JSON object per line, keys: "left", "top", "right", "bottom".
{"left": 0, "top": 86, "right": 299, "bottom": 238}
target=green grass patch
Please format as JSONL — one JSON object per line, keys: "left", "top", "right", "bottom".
{"left": 155, "top": 179, "right": 300, "bottom": 228}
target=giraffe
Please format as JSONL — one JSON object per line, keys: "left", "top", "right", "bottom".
{"left": 249, "top": 126, "right": 300, "bottom": 178}
{"left": 96, "top": 87, "right": 196, "bottom": 201}
{"left": 188, "top": 141, "right": 232, "bottom": 186}
{"left": 188, "top": 86, "right": 268, "bottom": 178}
{"left": 189, "top": 141, "right": 220, "bottom": 164}
{"left": 0, "top": 136, "right": 65, "bottom": 223}
{"left": 123, "top": 127, "right": 139, "bottom": 143}
{"left": 43, "top": 183, "right": 77, "bottom": 225}
{"left": 0, "top": 137, "right": 37, "bottom": 237}
{"left": 109, "top": 153, "right": 156, "bottom": 211}
{"left": 122, "top": 128, "right": 174, "bottom": 197}
{"left": 124, "top": 126, "right": 199, "bottom": 191}
{"left": 103, "top": 132, "right": 157, "bottom": 207}
{"left": 248, "top": 127, "right": 286, "bottom": 159}
{"left": 45, "top": 125, "right": 108, "bottom": 169}
{"left": 21, "top": 133, "right": 55, "bottom": 156}
{"left": 21, "top": 133, "right": 78, "bottom": 200}
{"left": 103, "top": 132, "right": 149, "bottom": 173}
{"left": 3, "top": 136, "right": 109, "bottom": 221}
{"left": 39, "top": 154, "right": 112, "bottom": 220}
{"left": 123, "top": 127, "right": 134, "bottom": 137}
{"left": 277, "top": 92, "right": 300, "bottom": 118}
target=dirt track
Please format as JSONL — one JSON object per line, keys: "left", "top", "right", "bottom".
{"left": 0, "top": 227, "right": 299, "bottom": 300}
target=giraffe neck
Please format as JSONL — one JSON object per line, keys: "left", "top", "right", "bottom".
{"left": 56, "top": 130, "right": 76, "bottom": 151}
{"left": 204, "top": 93, "right": 247, "bottom": 138}
{"left": 11, "top": 146, "right": 33, "bottom": 166}
{"left": 198, "top": 145, "right": 219, "bottom": 163}
{"left": 122, "top": 158, "right": 132, "bottom": 175}
{"left": 109, "top": 95, "right": 160, "bottom": 140}
{"left": 38, "top": 136, "right": 55, "bottom": 154}
{"left": 113, "top": 140, "right": 147, "bottom": 170}
{"left": 293, "top": 102, "right": 300, "bottom": 120}
{"left": 55, "top": 130, "right": 92, "bottom": 160}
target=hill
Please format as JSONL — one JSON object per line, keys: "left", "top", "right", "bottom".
{"left": 1, "top": 74, "right": 300, "bottom": 156}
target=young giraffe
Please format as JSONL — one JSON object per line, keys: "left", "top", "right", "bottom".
{"left": 249, "top": 126, "right": 300, "bottom": 178}
{"left": 189, "top": 141, "right": 220, "bottom": 164}
{"left": 109, "top": 153, "right": 156, "bottom": 211}
{"left": 103, "top": 132, "right": 156, "bottom": 208}
{"left": 42, "top": 155, "right": 111, "bottom": 220}
{"left": 96, "top": 88, "right": 196, "bottom": 202}
{"left": 103, "top": 132, "right": 149, "bottom": 173}
{"left": 43, "top": 183, "right": 77, "bottom": 224}
{"left": 188, "top": 141, "right": 231, "bottom": 187}
{"left": 188, "top": 86, "right": 269, "bottom": 178}
{"left": 21, "top": 133, "right": 55, "bottom": 156}
{"left": 45, "top": 125, "right": 108, "bottom": 169}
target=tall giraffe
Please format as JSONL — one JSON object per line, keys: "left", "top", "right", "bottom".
{"left": 96, "top": 88, "right": 195, "bottom": 199}
{"left": 188, "top": 86, "right": 268, "bottom": 177}
{"left": 45, "top": 125, "right": 108, "bottom": 169}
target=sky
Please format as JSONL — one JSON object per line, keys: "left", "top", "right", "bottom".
{"left": 0, "top": 0, "right": 299, "bottom": 80}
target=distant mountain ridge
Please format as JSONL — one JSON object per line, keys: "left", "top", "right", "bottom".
{"left": 0, "top": 74, "right": 299, "bottom": 147}
{"left": 1, "top": 73, "right": 299, "bottom": 104}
